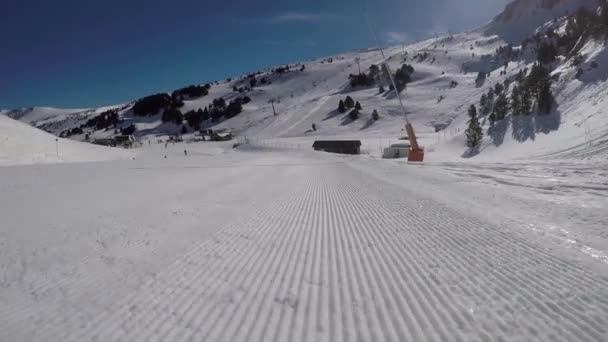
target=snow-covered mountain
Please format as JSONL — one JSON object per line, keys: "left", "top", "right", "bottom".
{"left": 494, "top": 0, "right": 593, "bottom": 23}
{"left": 3, "top": 0, "right": 608, "bottom": 163}
{"left": 485, "top": 0, "right": 597, "bottom": 42}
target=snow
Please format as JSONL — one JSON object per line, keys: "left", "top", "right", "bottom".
{"left": 2, "top": 0, "right": 608, "bottom": 339}
{"left": 0, "top": 115, "right": 132, "bottom": 166}
{"left": 0, "top": 143, "right": 607, "bottom": 341}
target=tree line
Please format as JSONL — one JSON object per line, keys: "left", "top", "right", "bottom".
{"left": 169, "top": 96, "right": 252, "bottom": 130}
{"left": 349, "top": 63, "right": 414, "bottom": 94}
{"left": 467, "top": 62, "right": 554, "bottom": 148}
{"left": 133, "top": 83, "right": 212, "bottom": 117}
{"left": 172, "top": 84, "right": 211, "bottom": 99}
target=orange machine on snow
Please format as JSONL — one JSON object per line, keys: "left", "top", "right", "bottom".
{"left": 406, "top": 122, "right": 424, "bottom": 162}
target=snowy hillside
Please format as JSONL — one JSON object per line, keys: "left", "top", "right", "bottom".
{"left": 3, "top": 0, "right": 608, "bottom": 163}
{"left": 486, "top": 0, "right": 597, "bottom": 42}
{"left": 0, "top": 115, "right": 131, "bottom": 166}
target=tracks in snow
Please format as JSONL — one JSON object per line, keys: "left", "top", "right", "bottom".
{"left": 273, "top": 95, "right": 332, "bottom": 138}
{"left": 28, "top": 162, "right": 608, "bottom": 341}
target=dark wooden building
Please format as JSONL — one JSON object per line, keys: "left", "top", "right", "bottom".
{"left": 312, "top": 140, "right": 362, "bottom": 155}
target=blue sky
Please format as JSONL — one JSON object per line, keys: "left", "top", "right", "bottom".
{"left": 0, "top": 0, "right": 510, "bottom": 109}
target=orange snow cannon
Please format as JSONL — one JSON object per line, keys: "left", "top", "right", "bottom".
{"left": 406, "top": 123, "right": 424, "bottom": 162}
{"left": 408, "top": 148, "right": 425, "bottom": 162}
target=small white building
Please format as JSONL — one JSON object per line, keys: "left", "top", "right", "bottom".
{"left": 383, "top": 143, "right": 410, "bottom": 159}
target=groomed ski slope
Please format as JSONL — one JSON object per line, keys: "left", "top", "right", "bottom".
{"left": 1, "top": 143, "right": 607, "bottom": 342}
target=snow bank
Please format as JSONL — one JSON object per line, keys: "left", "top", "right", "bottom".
{"left": 0, "top": 115, "right": 132, "bottom": 166}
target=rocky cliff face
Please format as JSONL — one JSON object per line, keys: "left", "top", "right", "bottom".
{"left": 495, "top": 0, "right": 566, "bottom": 23}
{"left": 486, "top": 0, "right": 596, "bottom": 42}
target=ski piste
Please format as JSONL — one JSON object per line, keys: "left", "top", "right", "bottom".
{"left": 2, "top": 0, "right": 608, "bottom": 340}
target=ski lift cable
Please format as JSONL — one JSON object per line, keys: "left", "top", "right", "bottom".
{"left": 361, "top": 0, "right": 410, "bottom": 125}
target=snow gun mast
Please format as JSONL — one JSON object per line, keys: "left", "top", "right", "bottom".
{"left": 405, "top": 122, "right": 424, "bottom": 162}
{"left": 363, "top": 2, "right": 424, "bottom": 162}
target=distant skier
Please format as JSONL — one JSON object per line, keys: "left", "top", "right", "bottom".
{"left": 184, "top": 150, "right": 188, "bottom": 156}
{"left": 312, "top": 123, "right": 317, "bottom": 132}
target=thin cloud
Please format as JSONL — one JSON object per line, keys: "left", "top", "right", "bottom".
{"left": 385, "top": 31, "right": 410, "bottom": 44}
{"left": 269, "top": 12, "right": 331, "bottom": 24}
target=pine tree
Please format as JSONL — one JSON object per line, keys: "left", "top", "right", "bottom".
{"left": 480, "top": 94, "right": 487, "bottom": 108}
{"left": 481, "top": 91, "right": 493, "bottom": 116}
{"left": 393, "top": 64, "right": 413, "bottom": 92}
{"left": 369, "top": 64, "right": 380, "bottom": 80}
{"left": 537, "top": 42, "right": 558, "bottom": 65}
{"left": 355, "top": 101, "right": 362, "bottom": 111}
{"left": 515, "top": 69, "right": 525, "bottom": 82}
{"left": 184, "top": 110, "right": 203, "bottom": 130}
{"left": 526, "top": 63, "right": 545, "bottom": 97}
{"left": 493, "top": 92, "right": 509, "bottom": 121}
{"left": 520, "top": 87, "right": 532, "bottom": 115}
{"left": 372, "top": 109, "right": 379, "bottom": 121}
{"left": 537, "top": 80, "right": 552, "bottom": 114}
{"left": 338, "top": 100, "right": 346, "bottom": 113}
{"left": 494, "top": 82, "right": 504, "bottom": 95}
{"left": 475, "top": 71, "right": 486, "bottom": 86}
{"left": 525, "top": 63, "right": 552, "bottom": 114}
{"left": 465, "top": 105, "right": 483, "bottom": 148}
{"left": 121, "top": 124, "right": 136, "bottom": 135}
{"left": 162, "top": 107, "right": 183, "bottom": 125}
{"left": 511, "top": 85, "right": 522, "bottom": 115}
{"left": 345, "top": 96, "right": 355, "bottom": 109}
